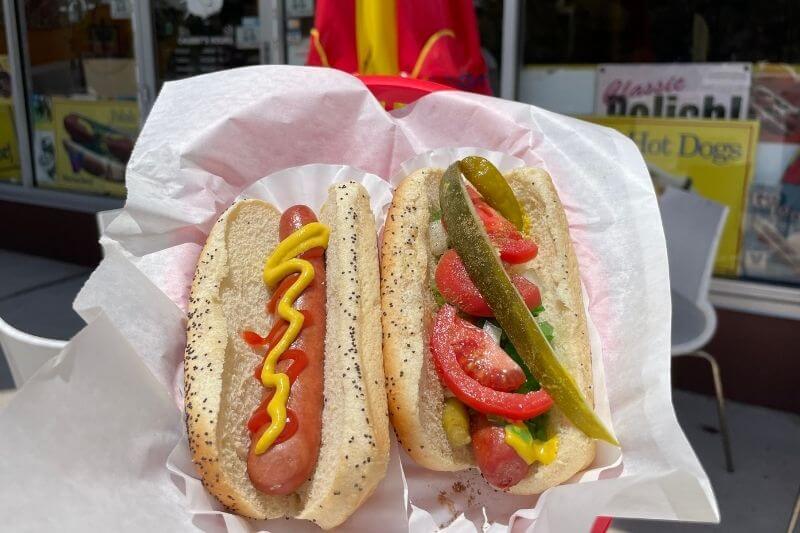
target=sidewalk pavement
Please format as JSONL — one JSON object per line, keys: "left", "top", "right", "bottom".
{"left": 0, "top": 249, "right": 90, "bottom": 388}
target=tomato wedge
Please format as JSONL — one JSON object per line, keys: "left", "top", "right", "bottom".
{"left": 467, "top": 187, "right": 538, "bottom": 264}
{"left": 452, "top": 320, "right": 526, "bottom": 392}
{"left": 435, "top": 250, "right": 541, "bottom": 317}
{"left": 430, "top": 305, "right": 552, "bottom": 420}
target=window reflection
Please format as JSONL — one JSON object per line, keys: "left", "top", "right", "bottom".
{"left": 517, "top": 0, "right": 800, "bottom": 286}
{"left": 154, "top": 0, "right": 260, "bottom": 86}
{"left": 25, "top": 0, "right": 138, "bottom": 197}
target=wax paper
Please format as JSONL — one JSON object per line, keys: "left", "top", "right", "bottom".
{"left": 0, "top": 66, "right": 717, "bottom": 532}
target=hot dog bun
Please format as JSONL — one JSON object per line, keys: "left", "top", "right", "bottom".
{"left": 185, "top": 182, "right": 389, "bottom": 528}
{"left": 381, "top": 167, "right": 595, "bottom": 494}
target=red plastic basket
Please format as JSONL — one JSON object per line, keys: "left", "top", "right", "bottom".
{"left": 591, "top": 516, "right": 613, "bottom": 533}
{"left": 358, "top": 75, "right": 452, "bottom": 110}
{"left": 359, "top": 73, "right": 612, "bottom": 533}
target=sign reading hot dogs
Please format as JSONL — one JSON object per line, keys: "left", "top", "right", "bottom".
{"left": 585, "top": 116, "right": 759, "bottom": 277}
{"left": 595, "top": 63, "right": 752, "bottom": 119}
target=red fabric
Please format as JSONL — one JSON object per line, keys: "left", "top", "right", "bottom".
{"left": 306, "top": 0, "right": 358, "bottom": 73}
{"left": 358, "top": 76, "right": 452, "bottom": 110}
{"left": 307, "top": 0, "right": 491, "bottom": 95}
{"left": 396, "top": 0, "right": 490, "bottom": 94}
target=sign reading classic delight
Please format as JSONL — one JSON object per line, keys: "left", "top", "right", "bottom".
{"left": 595, "top": 63, "right": 752, "bottom": 120}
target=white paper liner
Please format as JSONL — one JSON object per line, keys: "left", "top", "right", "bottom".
{"left": 160, "top": 164, "right": 407, "bottom": 533}
{"left": 0, "top": 315, "right": 196, "bottom": 532}
{"left": 0, "top": 66, "right": 717, "bottom": 533}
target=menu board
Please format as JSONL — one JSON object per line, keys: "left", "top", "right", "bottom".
{"left": 588, "top": 116, "right": 759, "bottom": 277}
{"left": 169, "top": 34, "right": 237, "bottom": 78}
{"left": 741, "top": 64, "right": 800, "bottom": 284}
{"left": 39, "top": 97, "right": 138, "bottom": 197}
{"left": 163, "top": 25, "right": 260, "bottom": 81}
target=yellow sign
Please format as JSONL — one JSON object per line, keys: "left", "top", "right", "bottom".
{"left": 0, "top": 98, "right": 21, "bottom": 183}
{"left": 49, "top": 97, "right": 138, "bottom": 197}
{"left": 587, "top": 116, "right": 759, "bottom": 276}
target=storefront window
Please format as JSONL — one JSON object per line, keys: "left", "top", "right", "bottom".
{"left": 154, "top": 0, "right": 261, "bottom": 86}
{"left": 517, "top": 1, "right": 800, "bottom": 287}
{"left": 25, "top": 0, "right": 138, "bottom": 197}
{"left": 475, "top": 0, "right": 502, "bottom": 95}
{"left": 284, "top": 0, "right": 314, "bottom": 66}
{"left": 0, "top": 3, "right": 21, "bottom": 184}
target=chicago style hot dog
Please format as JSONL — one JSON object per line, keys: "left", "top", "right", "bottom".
{"left": 381, "top": 157, "right": 618, "bottom": 493}
{"left": 185, "top": 182, "right": 389, "bottom": 528}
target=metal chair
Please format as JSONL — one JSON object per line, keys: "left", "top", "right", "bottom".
{"left": 788, "top": 484, "right": 800, "bottom": 533}
{"left": 659, "top": 187, "right": 734, "bottom": 473}
{"left": 0, "top": 315, "right": 66, "bottom": 388}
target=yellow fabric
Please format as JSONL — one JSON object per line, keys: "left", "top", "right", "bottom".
{"left": 355, "top": 0, "right": 398, "bottom": 74}
{"left": 310, "top": 28, "right": 331, "bottom": 67}
{"left": 410, "top": 29, "right": 455, "bottom": 78}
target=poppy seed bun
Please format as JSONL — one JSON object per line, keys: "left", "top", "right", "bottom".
{"left": 185, "top": 182, "right": 389, "bottom": 528}
{"left": 380, "top": 167, "right": 595, "bottom": 494}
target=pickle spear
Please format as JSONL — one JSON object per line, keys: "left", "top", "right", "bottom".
{"left": 440, "top": 163, "right": 618, "bottom": 445}
{"left": 443, "top": 397, "right": 472, "bottom": 447}
{"left": 458, "top": 156, "right": 525, "bottom": 231}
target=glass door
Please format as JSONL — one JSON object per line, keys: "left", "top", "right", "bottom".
{"left": 475, "top": 0, "right": 503, "bottom": 95}
{"left": 23, "top": 0, "right": 139, "bottom": 198}
{"left": 153, "top": 0, "right": 261, "bottom": 86}
{"left": 283, "top": 0, "right": 313, "bottom": 65}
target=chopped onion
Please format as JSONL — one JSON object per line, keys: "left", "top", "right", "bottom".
{"left": 522, "top": 267, "right": 542, "bottom": 286}
{"left": 429, "top": 220, "right": 449, "bottom": 257}
{"left": 482, "top": 321, "right": 503, "bottom": 345}
{"left": 506, "top": 258, "right": 536, "bottom": 275}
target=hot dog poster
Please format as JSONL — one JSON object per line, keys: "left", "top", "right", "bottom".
{"left": 0, "top": 97, "right": 21, "bottom": 182}
{"left": 741, "top": 64, "right": 800, "bottom": 284}
{"left": 587, "top": 116, "right": 759, "bottom": 277}
{"left": 50, "top": 97, "right": 138, "bottom": 197}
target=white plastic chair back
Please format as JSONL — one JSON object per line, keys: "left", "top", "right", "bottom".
{"left": 659, "top": 187, "right": 728, "bottom": 304}
{"left": 659, "top": 187, "right": 728, "bottom": 354}
{"left": 0, "top": 316, "right": 66, "bottom": 387}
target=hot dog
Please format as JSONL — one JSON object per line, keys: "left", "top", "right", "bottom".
{"left": 246, "top": 206, "right": 326, "bottom": 495}
{"left": 185, "top": 182, "right": 389, "bottom": 529}
{"left": 381, "top": 158, "right": 617, "bottom": 494}
{"left": 470, "top": 413, "right": 529, "bottom": 489}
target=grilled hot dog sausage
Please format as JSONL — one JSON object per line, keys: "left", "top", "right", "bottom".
{"left": 246, "top": 205, "right": 326, "bottom": 495}
{"left": 470, "top": 413, "right": 529, "bottom": 489}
